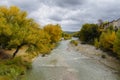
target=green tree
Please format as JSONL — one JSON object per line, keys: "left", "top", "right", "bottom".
{"left": 94, "top": 38, "right": 100, "bottom": 49}
{"left": 62, "top": 32, "right": 71, "bottom": 40}
{"left": 79, "top": 23, "right": 99, "bottom": 44}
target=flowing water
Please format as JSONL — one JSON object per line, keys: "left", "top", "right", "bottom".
{"left": 26, "top": 40, "right": 120, "bottom": 80}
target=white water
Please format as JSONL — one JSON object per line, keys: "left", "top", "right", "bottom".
{"left": 26, "top": 40, "right": 120, "bottom": 80}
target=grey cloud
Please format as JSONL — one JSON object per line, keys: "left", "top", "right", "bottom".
{"left": 0, "top": 0, "right": 120, "bottom": 31}
{"left": 49, "top": 15, "right": 62, "bottom": 21}
{"left": 61, "top": 21, "right": 83, "bottom": 31}
{"left": 84, "top": 0, "right": 120, "bottom": 22}
{"left": 41, "top": 0, "right": 86, "bottom": 9}
{"left": 62, "top": 25, "right": 81, "bottom": 31}
{"left": 54, "top": 0, "right": 85, "bottom": 8}
{"left": 7, "top": 0, "right": 41, "bottom": 12}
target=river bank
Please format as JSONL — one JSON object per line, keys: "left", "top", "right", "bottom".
{"left": 69, "top": 40, "right": 120, "bottom": 73}
{"left": 0, "top": 42, "right": 59, "bottom": 80}
{"left": 1, "top": 39, "right": 120, "bottom": 80}
{"left": 26, "top": 39, "right": 120, "bottom": 80}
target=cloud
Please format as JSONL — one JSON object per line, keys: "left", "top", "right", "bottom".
{"left": 0, "top": 0, "right": 120, "bottom": 31}
{"left": 49, "top": 15, "right": 62, "bottom": 22}
{"left": 0, "top": 0, "right": 41, "bottom": 12}
{"left": 40, "top": 0, "right": 86, "bottom": 9}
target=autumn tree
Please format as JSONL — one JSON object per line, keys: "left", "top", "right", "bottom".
{"left": 113, "top": 30, "right": 120, "bottom": 56}
{"left": 0, "top": 6, "right": 52, "bottom": 58}
{"left": 44, "top": 24, "right": 62, "bottom": 43}
{"left": 26, "top": 29, "right": 51, "bottom": 56}
{"left": 99, "top": 30, "right": 116, "bottom": 51}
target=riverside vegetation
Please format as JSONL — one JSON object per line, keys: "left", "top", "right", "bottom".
{"left": 1, "top": 5, "right": 120, "bottom": 80}
{"left": 0, "top": 6, "right": 62, "bottom": 80}
{"left": 70, "top": 40, "right": 78, "bottom": 46}
{"left": 76, "top": 22, "right": 120, "bottom": 59}
{"left": 62, "top": 32, "right": 72, "bottom": 40}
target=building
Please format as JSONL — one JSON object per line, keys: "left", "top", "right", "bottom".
{"left": 104, "top": 18, "right": 120, "bottom": 29}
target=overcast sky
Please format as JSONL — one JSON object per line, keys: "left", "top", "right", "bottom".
{"left": 0, "top": 0, "right": 120, "bottom": 31}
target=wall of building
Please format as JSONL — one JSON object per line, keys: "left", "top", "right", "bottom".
{"left": 104, "top": 18, "right": 120, "bottom": 29}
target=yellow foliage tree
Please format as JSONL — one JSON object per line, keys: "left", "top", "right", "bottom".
{"left": 113, "top": 30, "right": 120, "bottom": 56}
{"left": 44, "top": 24, "right": 62, "bottom": 43}
{"left": 99, "top": 30, "right": 116, "bottom": 51}
{"left": 0, "top": 6, "right": 52, "bottom": 58}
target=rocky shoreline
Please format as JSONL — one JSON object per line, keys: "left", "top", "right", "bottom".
{"left": 69, "top": 42, "right": 120, "bottom": 74}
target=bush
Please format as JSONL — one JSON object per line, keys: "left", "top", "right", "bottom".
{"left": 94, "top": 38, "right": 100, "bottom": 49}
{"left": 79, "top": 23, "right": 100, "bottom": 44}
{"left": 99, "top": 30, "right": 116, "bottom": 51}
{"left": 0, "top": 57, "right": 31, "bottom": 80}
{"left": 114, "top": 30, "right": 120, "bottom": 57}
{"left": 64, "top": 36, "right": 72, "bottom": 40}
{"left": 73, "top": 32, "right": 80, "bottom": 37}
{"left": 62, "top": 32, "right": 72, "bottom": 40}
{"left": 70, "top": 40, "right": 78, "bottom": 46}
{"left": 101, "top": 54, "right": 106, "bottom": 59}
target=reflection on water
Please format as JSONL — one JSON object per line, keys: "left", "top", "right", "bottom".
{"left": 26, "top": 39, "right": 120, "bottom": 80}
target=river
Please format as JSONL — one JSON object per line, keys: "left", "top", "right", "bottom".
{"left": 26, "top": 39, "right": 120, "bottom": 80}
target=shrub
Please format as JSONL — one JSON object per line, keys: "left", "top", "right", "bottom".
{"left": 114, "top": 30, "right": 120, "bottom": 57}
{"left": 79, "top": 23, "right": 100, "bottom": 44}
{"left": 70, "top": 40, "right": 78, "bottom": 46}
{"left": 99, "top": 30, "right": 116, "bottom": 51}
{"left": 94, "top": 38, "right": 100, "bottom": 49}
{"left": 101, "top": 54, "right": 106, "bottom": 59}
{"left": 64, "top": 36, "right": 72, "bottom": 40}
{"left": 0, "top": 57, "right": 31, "bottom": 80}
{"left": 73, "top": 32, "right": 80, "bottom": 37}
{"left": 62, "top": 32, "right": 72, "bottom": 40}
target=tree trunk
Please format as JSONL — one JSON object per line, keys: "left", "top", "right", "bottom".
{"left": 12, "top": 46, "right": 21, "bottom": 58}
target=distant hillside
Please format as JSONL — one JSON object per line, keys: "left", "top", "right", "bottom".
{"left": 63, "top": 31, "right": 77, "bottom": 34}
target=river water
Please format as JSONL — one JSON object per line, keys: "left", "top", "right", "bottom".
{"left": 26, "top": 40, "right": 120, "bottom": 80}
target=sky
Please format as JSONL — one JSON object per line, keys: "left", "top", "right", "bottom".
{"left": 0, "top": 0, "right": 120, "bottom": 31}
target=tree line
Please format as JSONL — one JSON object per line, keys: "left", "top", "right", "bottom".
{"left": 0, "top": 6, "right": 62, "bottom": 58}
{"left": 77, "top": 22, "right": 120, "bottom": 58}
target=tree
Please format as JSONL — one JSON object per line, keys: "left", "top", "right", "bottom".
{"left": 26, "top": 29, "right": 51, "bottom": 56}
{"left": 114, "top": 30, "right": 120, "bottom": 56}
{"left": 62, "top": 32, "right": 71, "bottom": 40}
{"left": 44, "top": 24, "right": 62, "bottom": 43}
{"left": 99, "top": 30, "right": 116, "bottom": 51}
{"left": 79, "top": 23, "right": 100, "bottom": 44}
{"left": 0, "top": 6, "right": 52, "bottom": 58}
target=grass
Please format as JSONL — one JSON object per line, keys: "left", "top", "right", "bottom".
{"left": 0, "top": 57, "right": 32, "bottom": 80}
{"left": 0, "top": 43, "right": 58, "bottom": 80}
